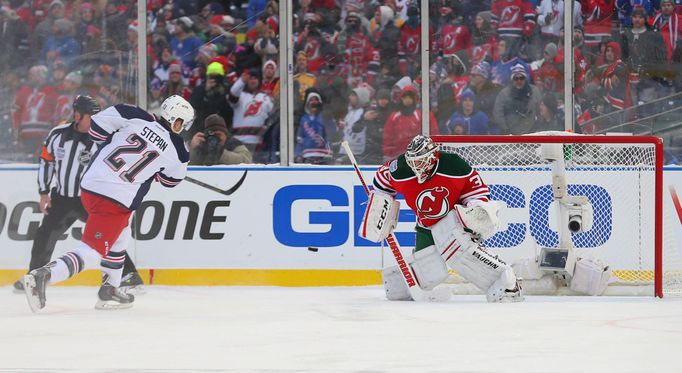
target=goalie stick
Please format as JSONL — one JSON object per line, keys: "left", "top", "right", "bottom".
{"left": 185, "top": 170, "right": 248, "bottom": 196}
{"left": 341, "top": 141, "right": 444, "bottom": 302}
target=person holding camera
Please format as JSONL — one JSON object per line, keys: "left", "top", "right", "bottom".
{"left": 189, "top": 114, "right": 252, "bottom": 165}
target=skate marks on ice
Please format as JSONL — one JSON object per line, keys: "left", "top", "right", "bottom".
{"left": 1, "top": 286, "right": 682, "bottom": 373}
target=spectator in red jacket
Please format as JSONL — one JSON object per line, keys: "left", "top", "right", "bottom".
{"left": 382, "top": 85, "right": 438, "bottom": 161}
{"left": 12, "top": 65, "right": 58, "bottom": 152}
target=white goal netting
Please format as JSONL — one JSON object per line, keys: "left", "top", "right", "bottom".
{"left": 434, "top": 134, "right": 682, "bottom": 297}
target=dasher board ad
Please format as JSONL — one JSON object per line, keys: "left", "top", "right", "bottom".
{"left": 0, "top": 165, "right": 680, "bottom": 277}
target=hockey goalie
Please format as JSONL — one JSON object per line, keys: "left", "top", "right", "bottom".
{"left": 359, "top": 135, "right": 523, "bottom": 302}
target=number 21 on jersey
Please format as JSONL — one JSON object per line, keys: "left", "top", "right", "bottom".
{"left": 105, "top": 134, "right": 159, "bottom": 183}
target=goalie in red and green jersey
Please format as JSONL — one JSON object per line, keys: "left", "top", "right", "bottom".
{"left": 359, "top": 135, "right": 524, "bottom": 302}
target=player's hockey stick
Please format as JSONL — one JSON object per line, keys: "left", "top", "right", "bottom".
{"left": 341, "top": 142, "right": 441, "bottom": 302}
{"left": 185, "top": 170, "right": 248, "bottom": 196}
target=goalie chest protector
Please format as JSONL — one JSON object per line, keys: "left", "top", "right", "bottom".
{"left": 374, "top": 152, "right": 490, "bottom": 228}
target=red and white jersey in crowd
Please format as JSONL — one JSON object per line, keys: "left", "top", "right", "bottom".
{"left": 373, "top": 152, "right": 490, "bottom": 228}
{"left": 582, "top": 0, "right": 614, "bottom": 47}
{"left": 84, "top": 104, "right": 189, "bottom": 210}
{"left": 439, "top": 23, "right": 472, "bottom": 57}
{"left": 490, "top": 0, "right": 536, "bottom": 38}
{"left": 12, "top": 85, "right": 58, "bottom": 138}
{"left": 229, "top": 79, "right": 274, "bottom": 145}
{"left": 343, "top": 32, "right": 379, "bottom": 83}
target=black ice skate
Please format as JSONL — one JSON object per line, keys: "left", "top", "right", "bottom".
{"left": 95, "top": 283, "right": 135, "bottom": 310}
{"left": 120, "top": 272, "right": 146, "bottom": 294}
{"left": 23, "top": 267, "right": 51, "bottom": 313}
{"left": 12, "top": 279, "right": 24, "bottom": 294}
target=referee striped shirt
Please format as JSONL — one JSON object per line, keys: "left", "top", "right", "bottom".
{"left": 38, "top": 122, "right": 97, "bottom": 198}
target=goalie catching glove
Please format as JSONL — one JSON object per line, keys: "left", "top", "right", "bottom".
{"left": 359, "top": 190, "right": 400, "bottom": 243}
{"left": 453, "top": 200, "right": 504, "bottom": 240}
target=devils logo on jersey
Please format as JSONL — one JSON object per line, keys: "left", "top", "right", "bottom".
{"left": 416, "top": 186, "right": 450, "bottom": 219}
{"left": 500, "top": 6, "right": 521, "bottom": 26}
{"left": 244, "top": 101, "right": 264, "bottom": 117}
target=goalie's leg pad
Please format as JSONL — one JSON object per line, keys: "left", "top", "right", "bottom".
{"left": 569, "top": 258, "right": 611, "bottom": 295}
{"left": 359, "top": 191, "right": 400, "bottom": 243}
{"left": 448, "top": 243, "right": 524, "bottom": 302}
{"left": 408, "top": 245, "right": 449, "bottom": 291}
{"left": 382, "top": 265, "right": 413, "bottom": 301}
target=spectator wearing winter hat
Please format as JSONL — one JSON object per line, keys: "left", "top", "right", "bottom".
{"left": 338, "top": 86, "right": 371, "bottom": 162}
{"left": 621, "top": 5, "right": 668, "bottom": 119}
{"left": 617, "top": 0, "right": 655, "bottom": 29}
{"left": 649, "top": 0, "right": 682, "bottom": 64}
{"left": 445, "top": 88, "right": 489, "bottom": 135}
{"left": 383, "top": 85, "right": 439, "bottom": 161}
{"left": 189, "top": 114, "right": 253, "bottom": 166}
{"left": 465, "top": 61, "right": 501, "bottom": 132}
{"left": 371, "top": 5, "right": 401, "bottom": 76}
{"left": 531, "top": 42, "right": 563, "bottom": 93}
{"left": 491, "top": 38, "right": 532, "bottom": 87}
{"left": 534, "top": 93, "right": 562, "bottom": 133}
{"left": 53, "top": 71, "right": 83, "bottom": 125}
{"left": 295, "top": 88, "right": 335, "bottom": 164}
{"left": 398, "top": 4, "right": 429, "bottom": 78}
{"left": 170, "top": 16, "right": 203, "bottom": 69}
{"left": 162, "top": 63, "right": 191, "bottom": 101}
{"left": 493, "top": 63, "right": 542, "bottom": 135}
{"left": 351, "top": 88, "right": 392, "bottom": 164}
{"left": 189, "top": 61, "right": 232, "bottom": 136}
{"left": 470, "top": 11, "right": 496, "bottom": 67}
{"left": 32, "top": 0, "right": 66, "bottom": 62}
{"left": 228, "top": 68, "right": 275, "bottom": 153}
{"left": 75, "top": 2, "right": 98, "bottom": 51}
{"left": 261, "top": 60, "right": 280, "bottom": 98}
{"left": 12, "top": 65, "right": 58, "bottom": 151}
{"left": 41, "top": 18, "right": 80, "bottom": 69}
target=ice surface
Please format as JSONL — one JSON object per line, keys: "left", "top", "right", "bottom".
{"left": 1, "top": 286, "right": 681, "bottom": 373}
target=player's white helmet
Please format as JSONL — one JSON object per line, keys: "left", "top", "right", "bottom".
{"left": 405, "top": 135, "right": 439, "bottom": 184}
{"left": 159, "top": 95, "right": 195, "bottom": 134}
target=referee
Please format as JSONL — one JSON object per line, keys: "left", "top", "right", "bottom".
{"left": 13, "top": 96, "right": 144, "bottom": 293}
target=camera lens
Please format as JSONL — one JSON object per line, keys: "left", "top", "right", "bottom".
{"left": 568, "top": 216, "right": 582, "bottom": 233}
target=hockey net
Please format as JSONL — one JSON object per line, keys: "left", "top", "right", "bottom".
{"left": 432, "top": 133, "right": 682, "bottom": 297}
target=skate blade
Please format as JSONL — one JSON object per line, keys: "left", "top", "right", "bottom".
{"left": 22, "top": 275, "right": 42, "bottom": 313}
{"left": 95, "top": 300, "right": 134, "bottom": 310}
{"left": 498, "top": 294, "right": 525, "bottom": 303}
{"left": 121, "top": 285, "right": 146, "bottom": 295}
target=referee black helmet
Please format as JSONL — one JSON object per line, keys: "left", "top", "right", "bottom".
{"left": 72, "top": 95, "right": 101, "bottom": 116}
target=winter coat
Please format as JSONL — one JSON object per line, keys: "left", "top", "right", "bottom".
{"left": 445, "top": 111, "right": 489, "bottom": 135}
{"left": 383, "top": 110, "right": 439, "bottom": 160}
{"left": 493, "top": 83, "right": 542, "bottom": 135}
{"left": 352, "top": 103, "right": 392, "bottom": 164}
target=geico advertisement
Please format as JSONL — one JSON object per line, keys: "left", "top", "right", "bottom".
{"left": 0, "top": 167, "right": 384, "bottom": 269}
{"left": 1, "top": 166, "right": 680, "bottom": 270}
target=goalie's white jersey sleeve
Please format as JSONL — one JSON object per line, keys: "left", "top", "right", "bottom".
{"left": 82, "top": 104, "right": 189, "bottom": 210}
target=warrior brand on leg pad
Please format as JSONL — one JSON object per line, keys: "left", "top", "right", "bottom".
{"left": 408, "top": 245, "right": 449, "bottom": 291}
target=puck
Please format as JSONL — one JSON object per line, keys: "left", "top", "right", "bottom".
{"left": 308, "top": 247, "right": 318, "bottom": 252}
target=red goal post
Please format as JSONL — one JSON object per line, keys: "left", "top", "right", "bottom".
{"left": 431, "top": 134, "right": 677, "bottom": 297}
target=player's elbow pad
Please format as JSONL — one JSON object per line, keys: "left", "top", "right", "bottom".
{"left": 358, "top": 190, "right": 400, "bottom": 243}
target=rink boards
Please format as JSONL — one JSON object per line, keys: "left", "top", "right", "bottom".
{"left": 1, "top": 165, "right": 682, "bottom": 286}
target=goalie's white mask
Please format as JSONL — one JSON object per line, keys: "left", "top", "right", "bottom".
{"left": 406, "top": 135, "right": 439, "bottom": 183}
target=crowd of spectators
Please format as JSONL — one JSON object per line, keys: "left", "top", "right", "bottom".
{"left": 2, "top": 0, "right": 682, "bottom": 165}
